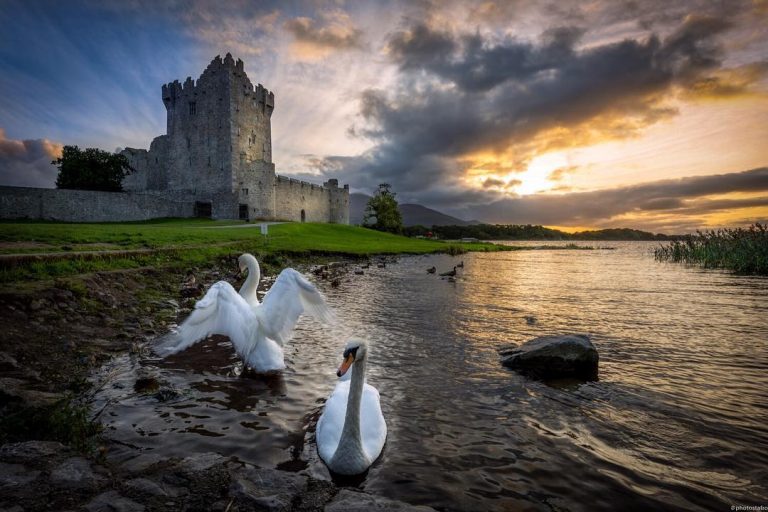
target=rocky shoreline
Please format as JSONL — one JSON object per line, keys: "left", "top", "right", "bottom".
{"left": 0, "top": 254, "right": 428, "bottom": 511}
{"left": 0, "top": 440, "right": 433, "bottom": 511}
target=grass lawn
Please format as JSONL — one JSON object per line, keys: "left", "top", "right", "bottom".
{"left": 0, "top": 219, "right": 502, "bottom": 282}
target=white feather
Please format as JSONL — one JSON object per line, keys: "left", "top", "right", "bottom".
{"left": 155, "top": 258, "right": 335, "bottom": 372}
{"left": 255, "top": 268, "right": 337, "bottom": 346}
{"left": 316, "top": 379, "right": 386, "bottom": 464}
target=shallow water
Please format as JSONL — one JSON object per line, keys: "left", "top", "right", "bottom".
{"left": 94, "top": 242, "right": 768, "bottom": 511}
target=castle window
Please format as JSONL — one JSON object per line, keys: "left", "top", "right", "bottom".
{"left": 186, "top": 137, "right": 190, "bottom": 149}
{"left": 188, "top": 102, "right": 196, "bottom": 115}
{"left": 207, "top": 156, "right": 211, "bottom": 167}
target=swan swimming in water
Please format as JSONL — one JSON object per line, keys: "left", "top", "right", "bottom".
{"left": 317, "top": 339, "right": 387, "bottom": 475}
{"left": 155, "top": 254, "right": 335, "bottom": 372}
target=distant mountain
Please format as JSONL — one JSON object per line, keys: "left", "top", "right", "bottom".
{"left": 426, "top": 224, "right": 677, "bottom": 241}
{"left": 349, "top": 193, "right": 479, "bottom": 226}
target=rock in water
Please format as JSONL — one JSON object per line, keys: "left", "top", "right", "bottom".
{"left": 499, "top": 334, "right": 598, "bottom": 380}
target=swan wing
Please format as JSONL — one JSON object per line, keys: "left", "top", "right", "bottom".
{"left": 316, "top": 380, "right": 349, "bottom": 464}
{"left": 361, "top": 383, "right": 387, "bottom": 462}
{"left": 255, "top": 268, "right": 336, "bottom": 345}
{"left": 155, "top": 281, "right": 256, "bottom": 357}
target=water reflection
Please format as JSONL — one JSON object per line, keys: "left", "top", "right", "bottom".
{"left": 93, "top": 242, "right": 768, "bottom": 511}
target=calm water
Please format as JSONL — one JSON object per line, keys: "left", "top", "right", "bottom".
{"left": 94, "top": 242, "right": 768, "bottom": 511}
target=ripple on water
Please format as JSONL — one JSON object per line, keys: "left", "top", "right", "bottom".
{"left": 93, "top": 242, "right": 768, "bottom": 511}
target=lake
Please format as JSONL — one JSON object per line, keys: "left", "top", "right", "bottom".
{"left": 94, "top": 242, "right": 768, "bottom": 511}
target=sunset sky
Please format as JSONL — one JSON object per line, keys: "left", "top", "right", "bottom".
{"left": 1, "top": 0, "right": 767, "bottom": 232}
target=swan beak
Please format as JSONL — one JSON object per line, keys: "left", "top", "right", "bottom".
{"left": 337, "top": 353, "right": 355, "bottom": 377}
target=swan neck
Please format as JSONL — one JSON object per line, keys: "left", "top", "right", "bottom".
{"left": 338, "top": 356, "right": 366, "bottom": 454}
{"left": 239, "top": 259, "right": 260, "bottom": 301}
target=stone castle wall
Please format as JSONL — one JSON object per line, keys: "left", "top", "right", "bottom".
{"left": 0, "top": 54, "right": 349, "bottom": 224}
{"left": 0, "top": 186, "right": 193, "bottom": 222}
{"left": 273, "top": 176, "right": 349, "bottom": 223}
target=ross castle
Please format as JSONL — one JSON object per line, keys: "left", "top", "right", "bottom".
{"left": 0, "top": 54, "right": 349, "bottom": 224}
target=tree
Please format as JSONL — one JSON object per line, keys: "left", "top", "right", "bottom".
{"left": 363, "top": 183, "right": 403, "bottom": 234}
{"left": 53, "top": 145, "right": 133, "bottom": 192}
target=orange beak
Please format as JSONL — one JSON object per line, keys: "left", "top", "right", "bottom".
{"left": 337, "top": 353, "right": 355, "bottom": 377}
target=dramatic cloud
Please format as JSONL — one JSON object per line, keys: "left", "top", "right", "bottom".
{"left": 314, "top": 13, "right": 759, "bottom": 198}
{"left": 285, "top": 10, "right": 364, "bottom": 60}
{"left": 1, "top": 0, "right": 766, "bottom": 231}
{"left": 457, "top": 167, "right": 768, "bottom": 231}
{"left": 547, "top": 166, "right": 580, "bottom": 182}
{"left": 0, "top": 129, "right": 62, "bottom": 188}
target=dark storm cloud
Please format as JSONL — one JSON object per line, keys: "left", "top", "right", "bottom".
{"left": 386, "top": 25, "right": 585, "bottom": 92}
{"left": 460, "top": 167, "right": 768, "bottom": 226}
{"left": 387, "top": 15, "right": 728, "bottom": 93}
{"left": 313, "top": 12, "right": 756, "bottom": 203}
{"left": 0, "top": 129, "right": 61, "bottom": 188}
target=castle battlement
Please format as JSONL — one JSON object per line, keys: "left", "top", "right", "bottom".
{"left": 275, "top": 175, "right": 348, "bottom": 192}
{"left": 162, "top": 53, "right": 274, "bottom": 115}
{"left": 122, "top": 54, "right": 348, "bottom": 224}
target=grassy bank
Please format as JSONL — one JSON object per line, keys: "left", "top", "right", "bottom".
{"left": 654, "top": 223, "right": 768, "bottom": 274}
{"left": 0, "top": 219, "right": 502, "bottom": 282}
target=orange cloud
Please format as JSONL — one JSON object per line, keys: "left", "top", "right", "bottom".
{"left": 683, "top": 62, "right": 768, "bottom": 100}
{"left": 0, "top": 128, "right": 63, "bottom": 188}
{"left": 284, "top": 10, "right": 364, "bottom": 60}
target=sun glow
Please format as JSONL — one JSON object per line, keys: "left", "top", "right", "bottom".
{"left": 496, "top": 152, "right": 567, "bottom": 195}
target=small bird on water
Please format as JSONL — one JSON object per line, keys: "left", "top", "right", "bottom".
{"left": 427, "top": 266, "right": 436, "bottom": 274}
{"left": 440, "top": 266, "right": 457, "bottom": 277}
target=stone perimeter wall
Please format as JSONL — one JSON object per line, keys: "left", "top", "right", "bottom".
{"left": 0, "top": 182, "right": 349, "bottom": 223}
{"left": 0, "top": 186, "right": 193, "bottom": 222}
{"left": 273, "top": 176, "right": 349, "bottom": 223}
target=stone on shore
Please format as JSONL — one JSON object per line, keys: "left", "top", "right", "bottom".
{"left": 229, "top": 467, "right": 307, "bottom": 511}
{"left": 50, "top": 456, "right": 107, "bottom": 489}
{"left": 499, "top": 334, "right": 598, "bottom": 380}
{"left": 326, "top": 489, "right": 437, "bottom": 511}
{"left": 85, "top": 490, "right": 146, "bottom": 512}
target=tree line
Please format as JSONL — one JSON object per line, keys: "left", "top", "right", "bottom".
{"left": 403, "top": 224, "right": 677, "bottom": 241}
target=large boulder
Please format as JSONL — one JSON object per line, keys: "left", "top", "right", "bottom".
{"left": 500, "top": 334, "right": 598, "bottom": 380}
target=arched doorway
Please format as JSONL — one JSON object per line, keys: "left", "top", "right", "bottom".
{"left": 300, "top": 209, "right": 306, "bottom": 222}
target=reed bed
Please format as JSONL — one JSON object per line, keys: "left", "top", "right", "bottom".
{"left": 654, "top": 223, "right": 768, "bottom": 274}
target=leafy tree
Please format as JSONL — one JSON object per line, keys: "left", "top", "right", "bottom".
{"left": 53, "top": 145, "right": 133, "bottom": 192}
{"left": 363, "top": 183, "right": 404, "bottom": 234}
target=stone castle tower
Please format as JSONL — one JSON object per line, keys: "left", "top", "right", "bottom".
{"left": 122, "top": 53, "right": 349, "bottom": 223}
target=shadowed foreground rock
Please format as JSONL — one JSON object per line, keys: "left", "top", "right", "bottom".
{"left": 500, "top": 334, "right": 599, "bottom": 380}
{"left": 0, "top": 441, "right": 436, "bottom": 511}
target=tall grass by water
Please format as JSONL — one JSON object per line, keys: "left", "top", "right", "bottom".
{"left": 654, "top": 223, "right": 768, "bottom": 274}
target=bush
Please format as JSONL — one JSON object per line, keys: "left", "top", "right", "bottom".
{"left": 54, "top": 145, "right": 133, "bottom": 192}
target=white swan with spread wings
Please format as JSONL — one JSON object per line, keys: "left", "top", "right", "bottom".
{"left": 155, "top": 254, "right": 335, "bottom": 372}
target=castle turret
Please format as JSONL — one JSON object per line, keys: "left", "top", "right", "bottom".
{"left": 122, "top": 54, "right": 348, "bottom": 223}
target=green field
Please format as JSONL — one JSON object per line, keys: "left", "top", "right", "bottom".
{"left": 0, "top": 219, "right": 502, "bottom": 282}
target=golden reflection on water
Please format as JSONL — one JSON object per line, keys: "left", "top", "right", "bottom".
{"left": 93, "top": 242, "right": 768, "bottom": 511}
